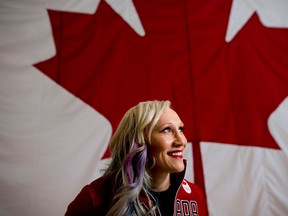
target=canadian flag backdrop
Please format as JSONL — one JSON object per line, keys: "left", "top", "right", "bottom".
{"left": 0, "top": 0, "right": 288, "bottom": 215}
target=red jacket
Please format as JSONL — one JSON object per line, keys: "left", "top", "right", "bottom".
{"left": 65, "top": 166, "right": 207, "bottom": 216}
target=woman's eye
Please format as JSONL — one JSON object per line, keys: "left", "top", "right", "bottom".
{"left": 162, "top": 127, "right": 172, "bottom": 133}
{"left": 179, "top": 126, "right": 184, "bottom": 132}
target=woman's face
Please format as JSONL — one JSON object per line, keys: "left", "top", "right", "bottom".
{"left": 149, "top": 107, "right": 187, "bottom": 175}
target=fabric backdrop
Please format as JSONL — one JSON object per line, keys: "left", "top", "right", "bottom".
{"left": 0, "top": 0, "right": 287, "bottom": 215}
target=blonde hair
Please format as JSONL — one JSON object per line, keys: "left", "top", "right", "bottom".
{"left": 105, "top": 100, "right": 171, "bottom": 216}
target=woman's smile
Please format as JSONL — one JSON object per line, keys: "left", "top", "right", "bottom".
{"left": 167, "top": 150, "right": 183, "bottom": 159}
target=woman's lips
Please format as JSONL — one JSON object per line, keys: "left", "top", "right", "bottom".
{"left": 167, "top": 151, "right": 183, "bottom": 158}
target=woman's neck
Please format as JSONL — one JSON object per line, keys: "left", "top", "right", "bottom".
{"left": 150, "top": 172, "right": 170, "bottom": 192}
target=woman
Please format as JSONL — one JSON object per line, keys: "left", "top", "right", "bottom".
{"left": 65, "top": 100, "right": 207, "bottom": 216}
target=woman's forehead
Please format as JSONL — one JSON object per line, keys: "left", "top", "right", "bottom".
{"left": 156, "top": 108, "right": 182, "bottom": 125}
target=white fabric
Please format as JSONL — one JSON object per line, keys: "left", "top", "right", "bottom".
{"left": 0, "top": 66, "right": 112, "bottom": 215}
{"left": 184, "top": 144, "right": 194, "bottom": 182}
{"left": 0, "top": 2, "right": 112, "bottom": 215}
{"left": 268, "top": 96, "right": 288, "bottom": 158}
{"left": 105, "top": 0, "right": 145, "bottom": 36}
{"left": 225, "top": 0, "right": 288, "bottom": 42}
{"left": 201, "top": 142, "right": 288, "bottom": 216}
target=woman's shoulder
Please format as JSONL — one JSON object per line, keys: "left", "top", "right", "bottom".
{"left": 182, "top": 179, "right": 203, "bottom": 194}
{"left": 176, "top": 179, "right": 208, "bottom": 216}
{"left": 86, "top": 175, "right": 114, "bottom": 205}
{"left": 92, "top": 175, "right": 113, "bottom": 193}
{"left": 64, "top": 175, "right": 113, "bottom": 216}
{"left": 176, "top": 178, "right": 205, "bottom": 200}
{"left": 89, "top": 174, "right": 112, "bottom": 190}
{"left": 182, "top": 179, "right": 201, "bottom": 192}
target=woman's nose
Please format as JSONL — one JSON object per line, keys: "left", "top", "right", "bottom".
{"left": 174, "top": 132, "right": 187, "bottom": 146}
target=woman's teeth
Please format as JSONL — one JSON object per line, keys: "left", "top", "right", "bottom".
{"left": 168, "top": 152, "right": 182, "bottom": 156}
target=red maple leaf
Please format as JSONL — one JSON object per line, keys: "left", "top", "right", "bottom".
{"left": 35, "top": 0, "right": 288, "bottom": 196}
